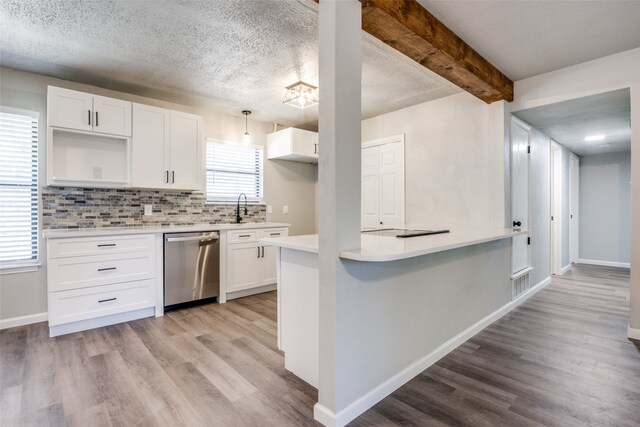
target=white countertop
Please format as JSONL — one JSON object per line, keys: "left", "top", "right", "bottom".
{"left": 43, "top": 222, "right": 290, "bottom": 239}
{"left": 261, "top": 228, "right": 526, "bottom": 262}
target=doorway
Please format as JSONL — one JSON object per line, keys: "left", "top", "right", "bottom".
{"left": 550, "top": 143, "right": 562, "bottom": 275}
{"left": 569, "top": 154, "right": 580, "bottom": 264}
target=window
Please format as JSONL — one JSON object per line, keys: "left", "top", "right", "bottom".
{"left": 206, "top": 139, "right": 263, "bottom": 203}
{"left": 0, "top": 109, "right": 39, "bottom": 266}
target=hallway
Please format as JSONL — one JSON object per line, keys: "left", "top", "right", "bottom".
{"left": 352, "top": 264, "right": 639, "bottom": 426}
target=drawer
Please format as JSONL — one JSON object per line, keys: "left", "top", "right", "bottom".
{"left": 48, "top": 279, "right": 155, "bottom": 326}
{"left": 227, "top": 229, "right": 259, "bottom": 243}
{"left": 49, "top": 234, "right": 155, "bottom": 259}
{"left": 48, "top": 251, "right": 155, "bottom": 292}
{"left": 260, "top": 228, "right": 288, "bottom": 240}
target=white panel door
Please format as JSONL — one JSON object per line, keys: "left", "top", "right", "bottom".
{"left": 48, "top": 86, "right": 93, "bottom": 132}
{"left": 261, "top": 245, "right": 278, "bottom": 285}
{"left": 569, "top": 154, "right": 580, "bottom": 264}
{"left": 379, "top": 142, "right": 405, "bottom": 228}
{"left": 361, "top": 146, "right": 380, "bottom": 229}
{"left": 226, "top": 243, "right": 261, "bottom": 292}
{"left": 131, "top": 104, "right": 170, "bottom": 188}
{"left": 511, "top": 120, "right": 530, "bottom": 275}
{"left": 169, "top": 111, "right": 202, "bottom": 190}
{"left": 92, "top": 95, "right": 132, "bottom": 136}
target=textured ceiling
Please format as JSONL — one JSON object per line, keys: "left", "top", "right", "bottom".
{"left": 419, "top": 0, "right": 640, "bottom": 81}
{"left": 514, "top": 89, "right": 631, "bottom": 156}
{"left": 0, "top": 0, "right": 460, "bottom": 129}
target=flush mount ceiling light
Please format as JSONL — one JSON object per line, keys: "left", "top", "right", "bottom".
{"left": 283, "top": 81, "right": 319, "bottom": 109}
{"left": 584, "top": 134, "right": 606, "bottom": 142}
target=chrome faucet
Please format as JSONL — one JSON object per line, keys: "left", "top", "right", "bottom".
{"left": 236, "top": 193, "right": 248, "bottom": 223}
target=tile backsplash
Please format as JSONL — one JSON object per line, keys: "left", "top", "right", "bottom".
{"left": 42, "top": 187, "right": 266, "bottom": 229}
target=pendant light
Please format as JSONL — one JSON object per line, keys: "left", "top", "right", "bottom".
{"left": 242, "top": 110, "right": 251, "bottom": 143}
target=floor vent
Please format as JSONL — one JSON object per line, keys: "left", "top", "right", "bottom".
{"left": 512, "top": 272, "right": 531, "bottom": 299}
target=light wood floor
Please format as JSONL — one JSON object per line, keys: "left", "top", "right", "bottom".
{"left": 1, "top": 264, "right": 638, "bottom": 426}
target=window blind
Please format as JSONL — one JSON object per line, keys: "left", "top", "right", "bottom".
{"left": 206, "top": 140, "right": 263, "bottom": 203}
{"left": 0, "top": 110, "right": 39, "bottom": 265}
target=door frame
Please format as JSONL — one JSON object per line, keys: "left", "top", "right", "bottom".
{"left": 550, "top": 142, "right": 563, "bottom": 275}
{"left": 569, "top": 153, "right": 580, "bottom": 264}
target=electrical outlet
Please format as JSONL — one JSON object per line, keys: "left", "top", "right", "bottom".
{"left": 283, "top": 205, "right": 289, "bottom": 214}
{"left": 92, "top": 167, "right": 103, "bottom": 179}
{"left": 144, "top": 204, "right": 153, "bottom": 216}
{"left": 267, "top": 205, "right": 273, "bottom": 214}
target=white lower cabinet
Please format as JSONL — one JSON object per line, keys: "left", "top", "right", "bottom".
{"left": 223, "top": 227, "right": 288, "bottom": 299}
{"left": 46, "top": 234, "right": 158, "bottom": 337}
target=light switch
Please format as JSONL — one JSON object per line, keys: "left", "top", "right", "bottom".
{"left": 144, "top": 204, "right": 153, "bottom": 216}
{"left": 283, "top": 205, "right": 289, "bottom": 214}
{"left": 267, "top": 205, "right": 273, "bottom": 214}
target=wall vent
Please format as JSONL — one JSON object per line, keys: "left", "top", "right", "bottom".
{"left": 512, "top": 272, "right": 531, "bottom": 299}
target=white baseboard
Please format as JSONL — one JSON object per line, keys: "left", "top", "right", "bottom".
{"left": 560, "top": 264, "right": 572, "bottom": 274}
{"left": 313, "top": 277, "right": 551, "bottom": 427}
{"left": 578, "top": 259, "right": 630, "bottom": 268}
{"left": 0, "top": 312, "right": 47, "bottom": 330}
{"left": 628, "top": 326, "right": 640, "bottom": 341}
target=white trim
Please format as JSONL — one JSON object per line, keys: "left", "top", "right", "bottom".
{"left": 205, "top": 137, "right": 263, "bottom": 152}
{"left": 313, "top": 276, "right": 551, "bottom": 427}
{"left": 361, "top": 133, "right": 404, "bottom": 149}
{"left": 48, "top": 307, "right": 155, "bottom": 337}
{"left": 0, "top": 312, "right": 47, "bottom": 330}
{"left": 510, "top": 115, "right": 531, "bottom": 130}
{"left": 560, "top": 264, "right": 572, "bottom": 275}
{"left": 578, "top": 259, "right": 631, "bottom": 268}
{"left": 628, "top": 326, "right": 640, "bottom": 341}
{"left": 0, "top": 262, "right": 42, "bottom": 275}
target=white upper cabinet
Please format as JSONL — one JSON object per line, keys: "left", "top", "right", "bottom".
{"left": 48, "top": 87, "right": 93, "bottom": 132}
{"left": 131, "top": 105, "right": 202, "bottom": 191}
{"left": 131, "top": 104, "right": 170, "bottom": 189}
{"left": 48, "top": 86, "right": 131, "bottom": 137}
{"left": 92, "top": 95, "right": 132, "bottom": 136}
{"left": 267, "top": 127, "right": 318, "bottom": 163}
{"left": 169, "top": 111, "right": 202, "bottom": 191}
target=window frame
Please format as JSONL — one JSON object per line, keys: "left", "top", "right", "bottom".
{"left": 0, "top": 106, "right": 41, "bottom": 271}
{"left": 205, "top": 138, "right": 264, "bottom": 204}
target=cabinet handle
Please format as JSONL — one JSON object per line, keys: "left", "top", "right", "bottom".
{"left": 88, "top": 110, "right": 91, "bottom": 126}
{"left": 165, "top": 170, "right": 169, "bottom": 183}
{"left": 98, "top": 297, "right": 117, "bottom": 303}
{"left": 97, "top": 243, "right": 116, "bottom": 247}
{"left": 98, "top": 267, "right": 117, "bottom": 272}
{"left": 257, "top": 247, "right": 261, "bottom": 258}
{"left": 270, "top": 233, "right": 280, "bottom": 236}
{"left": 95, "top": 111, "right": 99, "bottom": 127}
{"left": 239, "top": 234, "right": 251, "bottom": 238}
{"left": 171, "top": 171, "right": 175, "bottom": 184}
{"left": 261, "top": 246, "right": 265, "bottom": 258}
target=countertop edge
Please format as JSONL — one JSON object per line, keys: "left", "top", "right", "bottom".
{"left": 339, "top": 230, "right": 526, "bottom": 262}
{"left": 260, "top": 236, "right": 319, "bottom": 253}
{"left": 42, "top": 222, "right": 291, "bottom": 239}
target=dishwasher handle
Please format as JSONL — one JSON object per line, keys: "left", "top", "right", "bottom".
{"left": 165, "top": 235, "right": 219, "bottom": 244}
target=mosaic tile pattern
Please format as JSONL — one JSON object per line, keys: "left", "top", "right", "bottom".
{"left": 42, "top": 187, "right": 266, "bottom": 229}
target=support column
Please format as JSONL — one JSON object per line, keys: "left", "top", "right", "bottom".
{"left": 315, "top": 0, "right": 362, "bottom": 425}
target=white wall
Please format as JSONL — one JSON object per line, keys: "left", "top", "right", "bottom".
{"left": 0, "top": 66, "right": 317, "bottom": 323}
{"left": 361, "top": 92, "right": 506, "bottom": 230}
{"left": 510, "top": 47, "right": 640, "bottom": 331}
{"left": 579, "top": 151, "right": 631, "bottom": 265}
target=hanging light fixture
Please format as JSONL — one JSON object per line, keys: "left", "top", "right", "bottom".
{"left": 283, "top": 81, "right": 319, "bottom": 109}
{"left": 242, "top": 110, "right": 251, "bottom": 143}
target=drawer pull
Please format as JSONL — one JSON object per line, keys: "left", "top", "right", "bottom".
{"left": 98, "top": 267, "right": 117, "bottom": 272}
{"left": 97, "top": 243, "right": 117, "bottom": 247}
{"left": 270, "top": 233, "right": 280, "bottom": 236}
{"left": 239, "top": 234, "right": 251, "bottom": 238}
{"left": 98, "top": 297, "right": 117, "bottom": 303}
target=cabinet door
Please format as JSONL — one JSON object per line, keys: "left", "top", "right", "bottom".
{"left": 261, "top": 245, "right": 278, "bottom": 286}
{"left": 226, "top": 242, "right": 261, "bottom": 292}
{"left": 48, "top": 86, "right": 93, "bottom": 132}
{"left": 169, "top": 111, "right": 202, "bottom": 190}
{"left": 291, "top": 129, "right": 317, "bottom": 158}
{"left": 131, "top": 104, "right": 170, "bottom": 188}
{"left": 93, "top": 95, "right": 132, "bottom": 136}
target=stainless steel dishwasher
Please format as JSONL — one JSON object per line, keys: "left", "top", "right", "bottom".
{"left": 164, "top": 231, "right": 220, "bottom": 309}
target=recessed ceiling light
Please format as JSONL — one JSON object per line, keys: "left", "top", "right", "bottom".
{"left": 584, "top": 134, "right": 605, "bottom": 142}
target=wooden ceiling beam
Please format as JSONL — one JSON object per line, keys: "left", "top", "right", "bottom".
{"left": 357, "top": 0, "right": 514, "bottom": 103}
